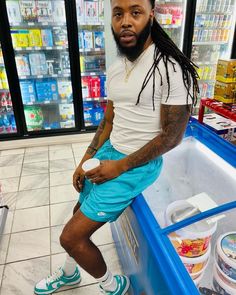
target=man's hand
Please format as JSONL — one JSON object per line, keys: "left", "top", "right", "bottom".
{"left": 85, "top": 160, "right": 125, "bottom": 184}
{"left": 73, "top": 165, "right": 85, "bottom": 193}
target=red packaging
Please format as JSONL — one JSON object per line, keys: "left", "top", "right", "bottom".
{"left": 81, "top": 76, "right": 91, "bottom": 98}
{"left": 90, "top": 76, "right": 101, "bottom": 98}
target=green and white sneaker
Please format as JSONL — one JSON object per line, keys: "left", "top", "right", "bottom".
{"left": 99, "top": 275, "right": 130, "bottom": 295}
{"left": 34, "top": 266, "right": 81, "bottom": 295}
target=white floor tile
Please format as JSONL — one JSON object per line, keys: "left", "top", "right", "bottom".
{"left": 7, "top": 228, "right": 50, "bottom": 263}
{"left": 0, "top": 154, "right": 23, "bottom": 167}
{"left": 50, "top": 158, "right": 75, "bottom": 173}
{"left": 1, "top": 256, "right": 50, "bottom": 295}
{"left": 12, "top": 206, "right": 49, "bottom": 233}
{"left": 50, "top": 184, "right": 78, "bottom": 204}
{"left": 0, "top": 178, "right": 19, "bottom": 193}
{"left": 0, "top": 235, "right": 10, "bottom": 265}
{"left": 25, "top": 146, "right": 48, "bottom": 153}
{"left": 24, "top": 151, "right": 48, "bottom": 164}
{"left": 54, "top": 284, "right": 99, "bottom": 295}
{"left": 75, "top": 157, "right": 83, "bottom": 166}
{"left": 92, "top": 223, "right": 114, "bottom": 246}
{"left": 0, "top": 165, "right": 21, "bottom": 179}
{"left": 72, "top": 145, "right": 88, "bottom": 157}
{"left": 50, "top": 170, "right": 74, "bottom": 187}
{"left": 51, "top": 225, "right": 64, "bottom": 254}
{"left": 0, "top": 265, "right": 4, "bottom": 286}
{"left": 3, "top": 192, "right": 17, "bottom": 210}
{"left": 22, "top": 161, "right": 49, "bottom": 176}
{"left": 19, "top": 174, "right": 49, "bottom": 191}
{"left": 3, "top": 211, "right": 13, "bottom": 235}
{"left": 0, "top": 148, "right": 25, "bottom": 156}
{"left": 49, "top": 149, "right": 74, "bottom": 161}
{"left": 15, "top": 188, "right": 49, "bottom": 209}
{"left": 50, "top": 202, "right": 75, "bottom": 226}
{"left": 49, "top": 144, "right": 72, "bottom": 151}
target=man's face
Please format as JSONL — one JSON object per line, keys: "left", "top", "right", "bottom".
{"left": 111, "top": 0, "right": 154, "bottom": 60}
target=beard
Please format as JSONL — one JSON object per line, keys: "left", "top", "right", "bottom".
{"left": 112, "top": 19, "right": 152, "bottom": 61}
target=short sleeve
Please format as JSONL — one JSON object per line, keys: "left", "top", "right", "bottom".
{"left": 161, "top": 60, "right": 193, "bottom": 105}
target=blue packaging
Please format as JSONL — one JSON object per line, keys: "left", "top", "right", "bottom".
{"left": 83, "top": 101, "right": 93, "bottom": 125}
{"left": 91, "top": 103, "right": 104, "bottom": 126}
{"left": 20, "top": 80, "right": 37, "bottom": 104}
{"left": 94, "top": 31, "right": 104, "bottom": 49}
{"left": 79, "top": 31, "right": 84, "bottom": 49}
{"left": 35, "top": 79, "right": 58, "bottom": 102}
{"left": 41, "top": 29, "right": 54, "bottom": 47}
{"left": 29, "top": 53, "right": 48, "bottom": 76}
{"left": 100, "top": 75, "right": 107, "bottom": 97}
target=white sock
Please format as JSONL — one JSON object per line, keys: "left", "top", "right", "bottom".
{"left": 97, "top": 269, "right": 117, "bottom": 292}
{"left": 63, "top": 254, "right": 78, "bottom": 276}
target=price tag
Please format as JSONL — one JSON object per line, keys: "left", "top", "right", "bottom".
{"left": 37, "top": 75, "right": 43, "bottom": 79}
{"left": 28, "top": 22, "right": 35, "bottom": 26}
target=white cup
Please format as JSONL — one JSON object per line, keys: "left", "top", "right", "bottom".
{"left": 82, "top": 158, "right": 100, "bottom": 172}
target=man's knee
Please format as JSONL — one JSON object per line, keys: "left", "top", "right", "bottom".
{"left": 60, "top": 226, "right": 87, "bottom": 254}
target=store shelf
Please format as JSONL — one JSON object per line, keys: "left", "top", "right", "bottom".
{"left": 0, "top": 63, "right": 5, "bottom": 67}
{"left": 196, "top": 11, "right": 232, "bottom": 15}
{"left": 198, "top": 79, "right": 216, "bottom": 83}
{"left": 79, "top": 48, "right": 105, "bottom": 53}
{"left": 196, "top": 61, "right": 217, "bottom": 65}
{"left": 15, "top": 46, "right": 68, "bottom": 51}
{"left": 24, "top": 100, "right": 67, "bottom": 106}
{"left": 81, "top": 71, "right": 106, "bottom": 77}
{"left": 160, "top": 24, "right": 182, "bottom": 29}
{"left": 84, "top": 97, "right": 107, "bottom": 102}
{"left": 0, "top": 89, "right": 9, "bottom": 93}
{"left": 193, "top": 41, "right": 228, "bottom": 45}
{"left": 0, "top": 111, "right": 14, "bottom": 116}
{"left": 19, "top": 73, "right": 71, "bottom": 80}
{"left": 79, "top": 22, "right": 104, "bottom": 26}
{"left": 10, "top": 22, "right": 67, "bottom": 27}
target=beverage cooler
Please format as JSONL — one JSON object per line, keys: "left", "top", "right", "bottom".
{"left": 0, "top": 42, "right": 17, "bottom": 135}
{"left": 190, "top": 0, "right": 236, "bottom": 101}
{"left": 111, "top": 120, "right": 236, "bottom": 295}
{"left": 154, "top": 0, "right": 187, "bottom": 50}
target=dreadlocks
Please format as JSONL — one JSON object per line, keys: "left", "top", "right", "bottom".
{"left": 136, "top": 0, "right": 199, "bottom": 111}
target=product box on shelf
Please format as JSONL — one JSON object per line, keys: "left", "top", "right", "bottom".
{"left": 214, "top": 80, "right": 236, "bottom": 104}
{"left": 52, "top": 27, "right": 68, "bottom": 46}
{"left": 28, "top": 29, "right": 42, "bottom": 47}
{"left": 94, "top": 31, "right": 104, "bottom": 49}
{"left": 57, "top": 80, "right": 72, "bottom": 102}
{"left": 41, "top": 29, "right": 53, "bottom": 47}
{"left": 16, "top": 55, "right": 31, "bottom": 76}
{"left": 19, "top": 80, "right": 37, "bottom": 104}
{"left": 76, "top": 0, "right": 84, "bottom": 23}
{"left": 78, "top": 32, "right": 84, "bottom": 49}
{"left": 81, "top": 76, "right": 91, "bottom": 98}
{"left": 35, "top": 79, "right": 58, "bottom": 102}
{"left": 59, "top": 103, "right": 74, "bottom": 121}
{"left": 90, "top": 76, "right": 101, "bottom": 98}
{"left": 52, "top": 1, "right": 66, "bottom": 23}
{"left": 216, "top": 59, "right": 236, "bottom": 83}
{"left": 11, "top": 30, "right": 29, "bottom": 48}
{"left": 6, "top": 1, "right": 22, "bottom": 23}
{"left": 98, "top": 0, "right": 104, "bottom": 22}
{"left": 60, "top": 52, "right": 70, "bottom": 74}
{"left": 36, "top": 0, "right": 53, "bottom": 22}
{"left": 19, "top": 0, "right": 38, "bottom": 22}
{"left": 29, "top": 53, "right": 48, "bottom": 76}
{"left": 100, "top": 75, "right": 107, "bottom": 97}
{"left": 193, "top": 113, "right": 236, "bottom": 142}
{"left": 0, "top": 69, "right": 9, "bottom": 89}
{"left": 84, "top": 1, "right": 99, "bottom": 23}
{"left": 83, "top": 31, "right": 93, "bottom": 49}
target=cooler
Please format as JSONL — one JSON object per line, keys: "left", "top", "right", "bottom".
{"left": 111, "top": 120, "right": 236, "bottom": 295}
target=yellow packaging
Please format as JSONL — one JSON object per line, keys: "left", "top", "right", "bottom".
{"left": 214, "top": 80, "right": 236, "bottom": 104}
{"left": 0, "top": 69, "right": 9, "bottom": 89}
{"left": 80, "top": 56, "right": 85, "bottom": 72}
{"left": 0, "top": 78, "right": 3, "bottom": 89}
{"left": 216, "top": 59, "right": 236, "bottom": 83}
{"left": 11, "top": 30, "right": 29, "bottom": 48}
{"left": 28, "top": 29, "right": 42, "bottom": 47}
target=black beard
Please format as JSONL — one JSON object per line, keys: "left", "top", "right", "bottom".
{"left": 112, "top": 19, "right": 152, "bottom": 62}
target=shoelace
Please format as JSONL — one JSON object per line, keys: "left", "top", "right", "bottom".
{"left": 46, "top": 268, "right": 63, "bottom": 284}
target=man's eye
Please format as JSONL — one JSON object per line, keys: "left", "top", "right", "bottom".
{"left": 114, "top": 12, "right": 122, "bottom": 17}
{"left": 132, "top": 11, "right": 141, "bottom": 16}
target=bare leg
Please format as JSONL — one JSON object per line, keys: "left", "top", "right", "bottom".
{"left": 60, "top": 209, "right": 107, "bottom": 278}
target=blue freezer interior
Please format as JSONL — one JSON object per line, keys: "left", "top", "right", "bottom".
{"left": 111, "top": 121, "right": 236, "bottom": 295}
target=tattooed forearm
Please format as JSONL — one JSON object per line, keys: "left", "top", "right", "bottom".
{"left": 86, "top": 118, "right": 106, "bottom": 155}
{"left": 123, "top": 104, "right": 190, "bottom": 170}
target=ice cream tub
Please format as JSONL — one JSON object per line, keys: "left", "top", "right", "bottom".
{"left": 192, "top": 270, "right": 204, "bottom": 287}
{"left": 213, "top": 264, "right": 236, "bottom": 295}
{"left": 215, "top": 232, "right": 236, "bottom": 282}
{"left": 181, "top": 243, "right": 211, "bottom": 279}
{"left": 165, "top": 200, "right": 217, "bottom": 257}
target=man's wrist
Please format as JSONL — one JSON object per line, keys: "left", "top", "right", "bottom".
{"left": 117, "top": 158, "right": 129, "bottom": 173}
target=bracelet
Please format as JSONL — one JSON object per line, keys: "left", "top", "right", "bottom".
{"left": 88, "top": 146, "right": 98, "bottom": 152}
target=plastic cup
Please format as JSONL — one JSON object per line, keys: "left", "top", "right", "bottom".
{"left": 82, "top": 158, "right": 100, "bottom": 172}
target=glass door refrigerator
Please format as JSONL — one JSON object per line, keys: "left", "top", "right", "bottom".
{"left": 154, "top": 0, "right": 187, "bottom": 50}
{"left": 191, "top": 0, "right": 236, "bottom": 102}
{"left": 75, "top": 0, "right": 106, "bottom": 128}
{"left": 0, "top": 42, "right": 17, "bottom": 136}
{"left": 5, "top": 0, "right": 76, "bottom": 133}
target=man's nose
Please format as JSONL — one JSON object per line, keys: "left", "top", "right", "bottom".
{"left": 121, "top": 13, "right": 132, "bottom": 28}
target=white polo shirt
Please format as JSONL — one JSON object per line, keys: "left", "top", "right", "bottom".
{"left": 107, "top": 43, "right": 190, "bottom": 155}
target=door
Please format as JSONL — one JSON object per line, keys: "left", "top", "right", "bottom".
{"left": 5, "top": 0, "right": 76, "bottom": 133}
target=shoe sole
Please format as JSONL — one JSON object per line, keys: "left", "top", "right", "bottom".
{"left": 34, "top": 277, "right": 82, "bottom": 295}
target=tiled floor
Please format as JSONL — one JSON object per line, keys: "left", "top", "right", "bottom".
{"left": 0, "top": 143, "right": 122, "bottom": 295}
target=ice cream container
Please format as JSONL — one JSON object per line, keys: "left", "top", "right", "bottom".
{"left": 82, "top": 158, "right": 100, "bottom": 172}
{"left": 165, "top": 200, "right": 217, "bottom": 257}
{"left": 215, "top": 232, "right": 236, "bottom": 282}
{"left": 213, "top": 264, "right": 236, "bottom": 295}
{"left": 181, "top": 243, "right": 211, "bottom": 279}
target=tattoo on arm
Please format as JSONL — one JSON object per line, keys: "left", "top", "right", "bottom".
{"left": 86, "top": 118, "right": 106, "bottom": 155}
{"left": 125, "top": 105, "right": 190, "bottom": 170}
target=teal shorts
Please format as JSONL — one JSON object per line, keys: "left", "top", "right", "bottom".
{"left": 79, "top": 140, "right": 163, "bottom": 223}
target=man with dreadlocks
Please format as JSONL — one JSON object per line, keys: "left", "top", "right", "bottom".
{"left": 35, "top": 0, "right": 199, "bottom": 294}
